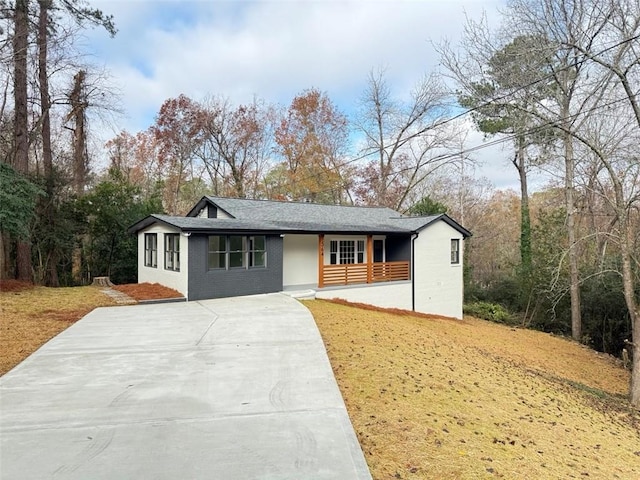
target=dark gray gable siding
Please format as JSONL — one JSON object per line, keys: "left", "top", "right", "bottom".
{"left": 187, "top": 234, "right": 283, "bottom": 301}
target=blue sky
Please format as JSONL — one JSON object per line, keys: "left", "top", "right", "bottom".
{"left": 82, "top": 0, "right": 547, "bottom": 190}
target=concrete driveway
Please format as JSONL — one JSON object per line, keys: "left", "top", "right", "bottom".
{"left": 0, "top": 294, "right": 371, "bottom": 479}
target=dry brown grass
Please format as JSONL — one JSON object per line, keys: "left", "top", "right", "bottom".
{"left": 306, "top": 299, "right": 639, "bottom": 480}
{"left": 0, "top": 284, "right": 116, "bottom": 375}
{"left": 0, "top": 282, "right": 182, "bottom": 376}
{"left": 3, "top": 283, "right": 638, "bottom": 479}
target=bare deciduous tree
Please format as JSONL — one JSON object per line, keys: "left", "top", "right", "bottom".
{"left": 507, "top": 0, "right": 640, "bottom": 406}
{"left": 200, "top": 96, "right": 274, "bottom": 199}
{"left": 355, "top": 68, "right": 455, "bottom": 210}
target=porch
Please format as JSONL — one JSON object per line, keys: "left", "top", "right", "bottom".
{"left": 317, "top": 234, "right": 410, "bottom": 288}
{"left": 320, "top": 261, "right": 410, "bottom": 287}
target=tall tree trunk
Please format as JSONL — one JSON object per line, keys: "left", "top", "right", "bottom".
{"left": 621, "top": 224, "right": 640, "bottom": 407}
{"left": 514, "top": 134, "right": 531, "bottom": 276}
{"left": 557, "top": 57, "right": 582, "bottom": 341}
{"left": 607, "top": 168, "right": 640, "bottom": 407}
{"left": 564, "top": 128, "right": 581, "bottom": 341}
{"left": 69, "top": 70, "right": 88, "bottom": 195}
{"left": 13, "top": 0, "right": 32, "bottom": 282}
{"left": 0, "top": 233, "right": 9, "bottom": 280}
{"left": 71, "top": 242, "right": 83, "bottom": 284}
{"left": 68, "top": 70, "right": 89, "bottom": 283}
{"left": 233, "top": 167, "right": 245, "bottom": 198}
{"left": 38, "top": 0, "right": 59, "bottom": 287}
{"left": 12, "top": 0, "right": 29, "bottom": 174}
{"left": 631, "top": 325, "right": 640, "bottom": 408}
{"left": 38, "top": 0, "right": 52, "bottom": 186}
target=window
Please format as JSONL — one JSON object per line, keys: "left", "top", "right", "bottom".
{"left": 249, "top": 236, "right": 266, "bottom": 267}
{"left": 208, "top": 235, "right": 226, "bottom": 269}
{"left": 144, "top": 233, "right": 157, "bottom": 267}
{"left": 451, "top": 239, "right": 460, "bottom": 264}
{"left": 165, "top": 234, "right": 180, "bottom": 271}
{"left": 357, "top": 240, "right": 365, "bottom": 263}
{"left": 340, "top": 241, "right": 355, "bottom": 264}
{"left": 329, "top": 239, "right": 366, "bottom": 265}
{"left": 208, "top": 235, "right": 266, "bottom": 270}
{"left": 330, "top": 240, "right": 338, "bottom": 264}
{"left": 229, "top": 235, "right": 246, "bottom": 268}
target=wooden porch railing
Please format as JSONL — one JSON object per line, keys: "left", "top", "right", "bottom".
{"left": 371, "top": 261, "right": 410, "bottom": 282}
{"left": 321, "top": 261, "right": 410, "bottom": 287}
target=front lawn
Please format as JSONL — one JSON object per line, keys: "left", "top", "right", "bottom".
{"left": 2, "top": 285, "right": 637, "bottom": 479}
{"left": 306, "top": 299, "right": 639, "bottom": 480}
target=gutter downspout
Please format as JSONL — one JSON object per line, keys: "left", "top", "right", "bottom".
{"left": 182, "top": 232, "right": 191, "bottom": 302}
{"left": 411, "top": 233, "right": 418, "bottom": 312}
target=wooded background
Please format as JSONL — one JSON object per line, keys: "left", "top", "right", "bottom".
{"left": 0, "top": 0, "right": 638, "bottom": 404}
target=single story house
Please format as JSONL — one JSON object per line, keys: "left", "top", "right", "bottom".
{"left": 128, "top": 196, "right": 472, "bottom": 319}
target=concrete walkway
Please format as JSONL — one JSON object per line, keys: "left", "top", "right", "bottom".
{"left": 0, "top": 294, "right": 371, "bottom": 479}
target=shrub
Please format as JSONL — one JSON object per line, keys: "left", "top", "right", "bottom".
{"left": 464, "top": 301, "right": 516, "bottom": 324}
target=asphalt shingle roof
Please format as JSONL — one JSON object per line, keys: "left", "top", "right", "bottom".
{"left": 129, "top": 196, "right": 471, "bottom": 237}
{"left": 146, "top": 214, "right": 413, "bottom": 234}
{"left": 206, "top": 196, "right": 402, "bottom": 226}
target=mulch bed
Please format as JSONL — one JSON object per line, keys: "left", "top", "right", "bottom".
{"left": 0, "top": 280, "right": 35, "bottom": 292}
{"left": 112, "top": 283, "right": 183, "bottom": 301}
{"left": 0, "top": 280, "right": 183, "bottom": 301}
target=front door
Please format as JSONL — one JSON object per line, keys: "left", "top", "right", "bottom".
{"left": 373, "top": 239, "right": 384, "bottom": 263}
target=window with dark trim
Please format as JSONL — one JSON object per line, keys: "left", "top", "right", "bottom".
{"left": 249, "top": 236, "right": 266, "bottom": 267}
{"left": 208, "top": 235, "right": 266, "bottom": 270}
{"left": 451, "top": 239, "right": 460, "bottom": 264}
{"left": 208, "top": 235, "right": 226, "bottom": 269}
{"left": 144, "top": 233, "right": 157, "bottom": 267}
{"left": 229, "top": 235, "right": 246, "bottom": 268}
{"left": 165, "top": 233, "right": 180, "bottom": 271}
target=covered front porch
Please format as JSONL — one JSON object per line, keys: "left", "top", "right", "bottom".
{"left": 317, "top": 234, "right": 410, "bottom": 288}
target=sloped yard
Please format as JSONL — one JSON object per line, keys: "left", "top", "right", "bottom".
{"left": 0, "top": 282, "right": 180, "bottom": 375}
{"left": 2, "top": 284, "right": 638, "bottom": 479}
{"left": 306, "top": 299, "right": 639, "bottom": 480}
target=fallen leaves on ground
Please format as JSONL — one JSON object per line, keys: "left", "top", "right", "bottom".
{"left": 0, "top": 285, "right": 115, "bottom": 375}
{"left": 1, "top": 282, "right": 183, "bottom": 376}
{"left": 306, "top": 299, "right": 639, "bottom": 480}
{"left": 112, "top": 282, "right": 183, "bottom": 300}
{"left": 0, "top": 280, "right": 35, "bottom": 292}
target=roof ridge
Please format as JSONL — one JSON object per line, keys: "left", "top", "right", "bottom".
{"left": 206, "top": 195, "right": 398, "bottom": 211}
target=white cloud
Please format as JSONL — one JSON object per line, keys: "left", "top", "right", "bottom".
{"left": 82, "top": 0, "right": 548, "bottom": 189}
{"left": 85, "top": 1, "right": 503, "bottom": 128}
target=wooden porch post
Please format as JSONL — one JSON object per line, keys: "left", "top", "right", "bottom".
{"left": 366, "top": 235, "right": 373, "bottom": 283}
{"left": 318, "top": 234, "right": 325, "bottom": 288}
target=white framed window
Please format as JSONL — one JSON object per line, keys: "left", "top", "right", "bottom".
{"left": 165, "top": 234, "right": 180, "bottom": 271}
{"left": 357, "top": 240, "right": 365, "bottom": 263}
{"left": 329, "top": 239, "right": 366, "bottom": 265}
{"left": 144, "top": 233, "right": 157, "bottom": 267}
{"left": 451, "top": 239, "right": 460, "bottom": 264}
{"left": 330, "top": 240, "right": 338, "bottom": 264}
